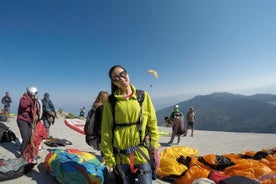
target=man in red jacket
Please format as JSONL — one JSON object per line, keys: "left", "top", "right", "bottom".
{"left": 17, "top": 86, "right": 40, "bottom": 155}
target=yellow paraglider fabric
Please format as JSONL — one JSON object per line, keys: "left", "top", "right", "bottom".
{"left": 157, "top": 146, "right": 198, "bottom": 178}
{"left": 147, "top": 69, "right": 158, "bottom": 79}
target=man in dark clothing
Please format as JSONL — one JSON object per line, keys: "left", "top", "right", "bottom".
{"left": 79, "top": 106, "right": 85, "bottom": 119}
{"left": 167, "top": 105, "right": 185, "bottom": 144}
{"left": 1, "top": 91, "right": 12, "bottom": 118}
{"left": 41, "top": 93, "right": 56, "bottom": 136}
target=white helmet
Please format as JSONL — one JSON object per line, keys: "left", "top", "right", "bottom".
{"left": 27, "top": 86, "right": 38, "bottom": 96}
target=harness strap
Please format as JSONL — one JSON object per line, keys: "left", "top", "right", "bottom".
{"left": 114, "top": 121, "right": 139, "bottom": 128}
{"left": 138, "top": 102, "right": 143, "bottom": 143}
{"left": 114, "top": 146, "right": 137, "bottom": 155}
{"left": 129, "top": 153, "right": 138, "bottom": 173}
{"left": 114, "top": 145, "right": 151, "bottom": 174}
{"left": 135, "top": 146, "right": 150, "bottom": 163}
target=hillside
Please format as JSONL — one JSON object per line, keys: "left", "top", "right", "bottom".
{"left": 156, "top": 92, "right": 276, "bottom": 133}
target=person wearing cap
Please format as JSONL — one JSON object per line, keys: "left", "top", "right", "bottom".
{"left": 167, "top": 105, "right": 185, "bottom": 144}
{"left": 41, "top": 93, "right": 56, "bottom": 136}
{"left": 185, "top": 107, "right": 196, "bottom": 137}
{"left": 1, "top": 91, "right": 12, "bottom": 119}
{"left": 17, "top": 86, "right": 41, "bottom": 155}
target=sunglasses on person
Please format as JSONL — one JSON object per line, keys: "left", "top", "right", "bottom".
{"left": 111, "top": 70, "right": 128, "bottom": 82}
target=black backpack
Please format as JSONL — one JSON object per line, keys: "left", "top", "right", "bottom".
{"left": 84, "top": 109, "right": 96, "bottom": 138}
{"left": 0, "top": 113, "right": 7, "bottom": 122}
{"left": 0, "top": 122, "right": 16, "bottom": 143}
{"left": 84, "top": 109, "right": 98, "bottom": 148}
{"left": 84, "top": 105, "right": 105, "bottom": 151}
{"left": 109, "top": 90, "right": 158, "bottom": 180}
{"left": 2, "top": 130, "right": 16, "bottom": 142}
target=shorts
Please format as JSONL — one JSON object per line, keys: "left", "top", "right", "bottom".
{"left": 187, "top": 122, "right": 194, "bottom": 129}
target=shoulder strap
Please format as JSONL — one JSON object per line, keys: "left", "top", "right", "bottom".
{"left": 109, "top": 90, "right": 145, "bottom": 143}
{"left": 136, "top": 89, "right": 145, "bottom": 107}
{"left": 108, "top": 94, "right": 117, "bottom": 127}
{"left": 108, "top": 90, "right": 144, "bottom": 123}
{"left": 136, "top": 90, "right": 144, "bottom": 143}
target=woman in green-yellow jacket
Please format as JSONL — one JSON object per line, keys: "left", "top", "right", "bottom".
{"left": 101, "top": 65, "right": 160, "bottom": 184}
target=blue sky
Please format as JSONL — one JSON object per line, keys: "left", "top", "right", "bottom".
{"left": 1, "top": 0, "right": 276, "bottom": 115}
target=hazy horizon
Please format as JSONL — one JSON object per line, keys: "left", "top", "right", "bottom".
{"left": 7, "top": 83, "right": 276, "bottom": 116}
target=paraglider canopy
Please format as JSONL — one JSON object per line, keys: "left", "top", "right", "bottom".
{"left": 147, "top": 69, "right": 158, "bottom": 79}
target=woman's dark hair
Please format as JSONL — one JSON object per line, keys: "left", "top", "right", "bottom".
{"left": 108, "top": 65, "right": 127, "bottom": 94}
{"left": 92, "top": 91, "right": 109, "bottom": 110}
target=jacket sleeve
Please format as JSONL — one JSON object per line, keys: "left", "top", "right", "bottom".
{"left": 143, "top": 92, "right": 160, "bottom": 148}
{"left": 100, "top": 100, "right": 116, "bottom": 168}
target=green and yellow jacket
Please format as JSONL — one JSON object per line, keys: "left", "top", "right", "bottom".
{"left": 101, "top": 85, "right": 160, "bottom": 168}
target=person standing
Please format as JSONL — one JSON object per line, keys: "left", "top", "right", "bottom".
{"left": 185, "top": 107, "right": 196, "bottom": 137}
{"left": 79, "top": 106, "right": 86, "bottom": 119}
{"left": 84, "top": 91, "right": 108, "bottom": 162}
{"left": 101, "top": 65, "right": 160, "bottom": 184}
{"left": 17, "top": 86, "right": 40, "bottom": 155}
{"left": 85, "top": 91, "right": 108, "bottom": 148}
{"left": 1, "top": 91, "right": 12, "bottom": 118}
{"left": 41, "top": 93, "right": 56, "bottom": 136}
{"left": 167, "top": 105, "right": 184, "bottom": 144}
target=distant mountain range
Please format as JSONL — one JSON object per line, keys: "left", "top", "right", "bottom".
{"left": 156, "top": 92, "right": 276, "bottom": 133}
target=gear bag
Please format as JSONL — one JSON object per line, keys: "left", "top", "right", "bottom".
{"left": 84, "top": 108, "right": 101, "bottom": 150}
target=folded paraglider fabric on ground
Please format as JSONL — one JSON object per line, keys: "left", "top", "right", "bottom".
{"left": 157, "top": 146, "right": 276, "bottom": 184}
{"left": 45, "top": 148, "right": 107, "bottom": 184}
{"left": 0, "top": 158, "right": 35, "bottom": 181}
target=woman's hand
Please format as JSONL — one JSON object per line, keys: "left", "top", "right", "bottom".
{"left": 108, "top": 166, "right": 114, "bottom": 172}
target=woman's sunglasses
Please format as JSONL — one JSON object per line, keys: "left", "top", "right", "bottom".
{"left": 112, "top": 70, "right": 128, "bottom": 82}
